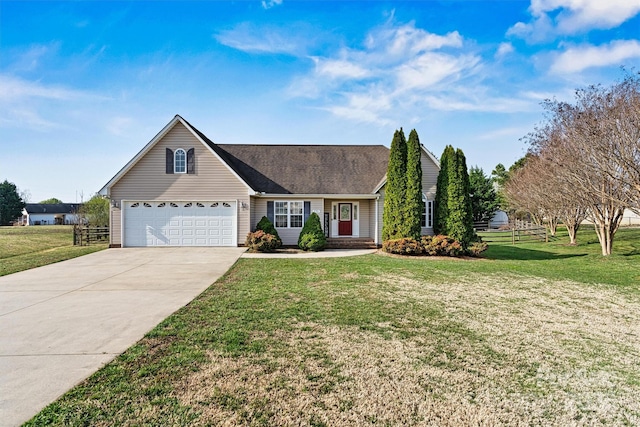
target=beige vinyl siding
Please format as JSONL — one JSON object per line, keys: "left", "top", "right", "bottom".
{"left": 110, "top": 207, "right": 122, "bottom": 246}
{"left": 357, "top": 201, "right": 370, "bottom": 238}
{"left": 252, "top": 198, "right": 324, "bottom": 246}
{"left": 420, "top": 149, "right": 439, "bottom": 235}
{"left": 367, "top": 199, "right": 379, "bottom": 243}
{"left": 323, "top": 200, "right": 332, "bottom": 228}
{"left": 109, "top": 122, "right": 250, "bottom": 246}
{"left": 249, "top": 195, "right": 260, "bottom": 233}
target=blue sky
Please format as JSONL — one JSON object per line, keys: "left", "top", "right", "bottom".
{"left": 1, "top": 0, "right": 640, "bottom": 203}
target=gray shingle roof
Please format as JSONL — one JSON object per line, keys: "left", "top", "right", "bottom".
{"left": 215, "top": 144, "right": 389, "bottom": 194}
{"left": 183, "top": 117, "right": 390, "bottom": 194}
{"left": 24, "top": 203, "right": 81, "bottom": 214}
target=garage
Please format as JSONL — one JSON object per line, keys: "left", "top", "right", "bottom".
{"left": 123, "top": 201, "right": 237, "bottom": 247}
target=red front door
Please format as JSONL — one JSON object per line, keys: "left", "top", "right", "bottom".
{"left": 338, "top": 203, "right": 352, "bottom": 235}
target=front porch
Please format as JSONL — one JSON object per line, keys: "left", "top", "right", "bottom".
{"left": 326, "top": 237, "right": 378, "bottom": 249}
{"left": 323, "top": 198, "right": 379, "bottom": 243}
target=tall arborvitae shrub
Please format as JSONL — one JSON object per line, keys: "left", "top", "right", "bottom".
{"left": 382, "top": 129, "right": 407, "bottom": 241}
{"left": 434, "top": 145, "right": 455, "bottom": 235}
{"left": 445, "top": 149, "right": 475, "bottom": 249}
{"left": 404, "top": 129, "right": 423, "bottom": 240}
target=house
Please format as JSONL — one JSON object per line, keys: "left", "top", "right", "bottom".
{"left": 582, "top": 209, "right": 640, "bottom": 227}
{"left": 20, "top": 203, "right": 81, "bottom": 226}
{"left": 99, "top": 115, "right": 440, "bottom": 248}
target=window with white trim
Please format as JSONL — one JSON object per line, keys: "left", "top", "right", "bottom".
{"left": 421, "top": 200, "right": 434, "bottom": 228}
{"left": 174, "top": 149, "right": 186, "bottom": 173}
{"left": 275, "top": 201, "right": 304, "bottom": 228}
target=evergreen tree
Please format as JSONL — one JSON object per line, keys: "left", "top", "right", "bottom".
{"left": 0, "top": 180, "right": 25, "bottom": 225}
{"left": 445, "top": 149, "right": 475, "bottom": 248}
{"left": 382, "top": 129, "right": 407, "bottom": 241}
{"left": 469, "top": 166, "right": 499, "bottom": 221}
{"left": 404, "top": 129, "right": 423, "bottom": 239}
{"left": 298, "top": 212, "right": 326, "bottom": 251}
{"left": 433, "top": 145, "right": 455, "bottom": 235}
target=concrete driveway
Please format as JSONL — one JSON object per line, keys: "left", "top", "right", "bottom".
{"left": 0, "top": 247, "right": 245, "bottom": 427}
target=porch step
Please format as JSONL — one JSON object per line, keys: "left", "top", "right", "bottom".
{"left": 326, "top": 238, "right": 378, "bottom": 250}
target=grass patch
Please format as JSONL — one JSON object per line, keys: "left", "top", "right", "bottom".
{"left": 0, "top": 226, "right": 107, "bottom": 276}
{"left": 24, "top": 228, "right": 640, "bottom": 426}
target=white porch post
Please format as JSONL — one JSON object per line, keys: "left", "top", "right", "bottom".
{"left": 375, "top": 196, "right": 379, "bottom": 245}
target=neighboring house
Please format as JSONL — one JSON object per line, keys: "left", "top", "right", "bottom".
{"left": 99, "top": 115, "right": 440, "bottom": 247}
{"left": 20, "top": 204, "right": 81, "bottom": 226}
{"left": 582, "top": 209, "right": 640, "bottom": 227}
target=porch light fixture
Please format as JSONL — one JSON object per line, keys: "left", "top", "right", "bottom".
{"left": 111, "top": 199, "right": 119, "bottom": 208}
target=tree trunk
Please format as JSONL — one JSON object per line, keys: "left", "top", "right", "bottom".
{"left": 566, "top": 223, "right": 578, "bottom": 245}
{"left": 591, "top": 207, "right": 624, "bottom": 256}
{"left": 594, "top": 223, "right": 613, "bottom": 256}
{"left": 547, "top": 216, "right": 558, "bottom": 237}
{"left": 563, "top": 209, "right": 584, "bottom": 246}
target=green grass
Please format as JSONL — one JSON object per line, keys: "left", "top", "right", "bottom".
{"left": 477, "top": 226, "right": 640, "bottom": 289}
{"left": 0, "top": 226, "right": 107, "bottom": 276}
{"left": 24, "top": 227, "right": 640, "bottom": 426}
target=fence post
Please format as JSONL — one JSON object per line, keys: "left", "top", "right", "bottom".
{"left": 512, "top": 228, "right": 515, "bottom": 244}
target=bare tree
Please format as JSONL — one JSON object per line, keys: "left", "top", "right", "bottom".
{"left": 505, "top": 147, "right": 590, "bottom": 246}
{"left": 594, "top": 73, "right": 640, "bottom": 215}
{"left": 528, "top": 77, "right": 637, "bottom": 255}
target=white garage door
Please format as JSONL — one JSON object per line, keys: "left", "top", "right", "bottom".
{"left": 123, "top": 201, "right": 237, "bottom": 247}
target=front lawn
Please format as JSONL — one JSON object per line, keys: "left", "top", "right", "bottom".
{"left": 0, "top": 226, "right": 107, "bottom": 276}
{"left": 25, "top": 228, "right": 640, "bottom": 426}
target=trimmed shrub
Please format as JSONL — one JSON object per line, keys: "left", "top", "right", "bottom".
{"left": 383, "top": 235, "right": 468, "bottom": 257}
{"left": 467, "top": 241, "right": 488, "bottom": 257}
{"left": 245, "top": 230, "right": 280, "bottom": 253}
{"left": 421, "top": 235, "right": 464, "bottom": 257}
{"left": 298, "top": 212, "right": 326, "bottom": 251}
{"left": 382, "top": 238, "right": 423, "bottom": 255}
{"left": 255, "top": 216, "right": 282, "bottom": 248}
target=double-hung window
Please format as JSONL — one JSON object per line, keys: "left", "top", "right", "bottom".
{"left": 274, "top": 201, "right": 303, "bottom": 228}
{"left": 421, "top": 200, "right": 434, "bottom": 228}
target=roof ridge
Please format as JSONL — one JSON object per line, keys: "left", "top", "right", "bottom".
{"left": 217, "top": 143, "right": 388, "bottom": 148}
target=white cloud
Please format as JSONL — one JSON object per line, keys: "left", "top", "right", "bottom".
{"left": 550, "top": 40, "right": 640, "bottom": 73}
{"left": 287, "top": 20, "right": 510, "bottom": 123}
{"left": 215, "top": 23, "right": 303, "bottom": 55}
{"left": 395, "top": 52, "right": 479, "bottom": 91}
{"left": 0, "top": 74, "right": 93, "bottom": 102}
{"left": 365, "top": 23, "right": 462, "bottom": 57}
{"left": 312, "top": 56, "right": 371, "bottom": 80}
{"left": 508, "top": 0, "right": 640, "bottom": 42}
{"left": 261, "top": 0, "right": 282, "bottom": 10}
{"left": 423, "top": 94, "right": 533, "bottom": 113}
{"left": 495, "top": 42, "right": 515, "bottom": 58}
{"left": 0, "top": 74, "right": 108, "bottom": 130}
{"left": 285, "top": 19, "right": 553, "bottom": 125}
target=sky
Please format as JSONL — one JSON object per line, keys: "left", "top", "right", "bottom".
{"left": 1, "top": 0, "right": 640, "bottom": 203}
